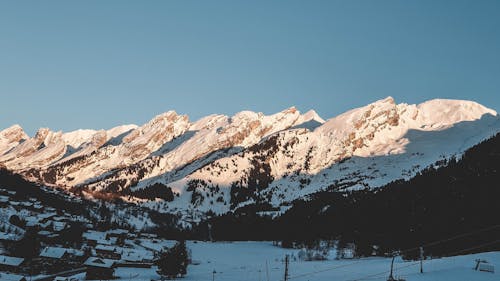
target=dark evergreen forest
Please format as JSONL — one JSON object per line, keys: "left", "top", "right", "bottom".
{"left": 208, "top": 133, "right": 500, "bottom": 258}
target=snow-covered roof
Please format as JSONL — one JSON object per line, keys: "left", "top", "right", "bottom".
{"left": 0, "top": 273, "right": 26, "bottom": 281}
{"left": 0, "top": 231, "right": 22, "bottom": 241}
{"left": 0, "top": 255, "right": 24, "bottom": 266}
{"left": 83, "top": 230, "right": 107, "bottom": 241}
{"left": 107, "top": 229, "right": 129, "bottom": 235}
{"left": 52, "top": 221, "right": 67, "bottom": 231}
{"left": 39, "top": 246, "right": 85, "bottom": 259}
{"left": 67, "top": 248, "right": 85, "bottom": 257}
{"left": 38, "top": 230, "right": 53, "bottom": 236}
{"left": 97, "top": 237, "right": 118, "bottom": 246}
{"left": 121, "top": 248, "right": 154, "bottom": 262}
{"left": 84, "top": 257, "right": 115, "bottom": 268}
{"left": 96, "top": 245, "right": 119, "bottom": 252}
{"left": 40, "top": 247, "right": 67, "bottom": 259}
{"left": 37, "top": 212, "right": 57, "bottom": 220}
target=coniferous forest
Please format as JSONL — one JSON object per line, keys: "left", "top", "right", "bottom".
{"left": 208, "top": 133, "right": 500, "bottom": 258}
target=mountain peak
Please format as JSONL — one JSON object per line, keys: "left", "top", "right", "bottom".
{"left": 415, "top": 99, "right": 497, "bottom": 127}
{"left": 0, "top": 124, "right": 29, "bottom": 155}
{"left": 380, "top": 96, "right": 395, "bottom": 104}
{"left": 0, "top": 124, "right": 27, "bottom": 140}
{"left": 302, "top": 110, "right": 325, "bottom": 123}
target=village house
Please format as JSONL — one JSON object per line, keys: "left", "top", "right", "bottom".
{"left": 84, "top": 257, "right": 116, "bottom": 280}
{"left": 0, "top": 255, "right": 25, "bottom": 273}
{"left": 0, "top": 272, "right": 27, "bottom": 281}
{"left": 82, "top": 230, "right": 108, "bottom": 247}
{"left": 95, "top": 245, "right": 122, "bottom": 260}
{"left": 119, "top": 248, "right": 154, "bottom": 268}
{"left": 0, "top": 231, "right": 22, "bottom": 250}
{"left": 38, "top": 246, "right": 86, "bottom": 273}
{"left": 106, "top": 229, "right": 128, "bottom": 246}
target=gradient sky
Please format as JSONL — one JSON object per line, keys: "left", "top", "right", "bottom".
{"left": 1, "top": 1, "right": 499, "bottom": 135}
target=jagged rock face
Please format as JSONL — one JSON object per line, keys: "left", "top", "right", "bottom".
{"left": 0, "top": 125, "right": 28, "bottom": 155}
{"left": 0, "top": 128, "right": 66, "bottom": 169}
{"left": 83, "top": 107, "right": 304, "bottom": 193}
{"left": 0, "top": 97, "right": 499, "bottom": 221}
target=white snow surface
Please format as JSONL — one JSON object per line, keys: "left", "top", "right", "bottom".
{"left": 60, "top": 241, "right": 500, "bottom": 281}
{"left": 0, "top": 97, "right": 499, "bottom": 221}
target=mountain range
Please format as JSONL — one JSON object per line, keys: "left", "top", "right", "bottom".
{"left": 1, "top": 97, "right": 499, "bottom": 222}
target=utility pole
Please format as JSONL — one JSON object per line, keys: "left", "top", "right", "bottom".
{"left": 475, "top": 259, "right": 487, "bottom": 271}
{"left": 266, "top": 260, "right": 270, "bottom": 281}
{"left": 283, "top": 255, "right": 290, "bottom": 281}
{"left": 388, "top": 255, "right": 396, "bottom": 281}
{"left": 212, "top": 269, "right": 216, "bottom": 281}
{"left": 419, "top": 246, "right": 424, "bottom": 274}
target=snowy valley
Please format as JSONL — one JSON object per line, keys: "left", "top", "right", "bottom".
{"left": 1, "top": 97, "right": 500, "bottom": 280}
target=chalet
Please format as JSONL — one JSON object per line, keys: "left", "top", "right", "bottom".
{"left": 0, "top": 195, "right": 9, "bottom": 203}
{"left": 121, "top": 248, "right": 154, "bottom": 264}
{"left": 24, "top": 216, "right": 39, "bottom": 228}
{"left": 0, "top": 255, "right": 25, "bottom": 273}
{"left": 39, "top": 246, "right": 67, "bottom": 273}
{"left": 40, "top": 246, "right": 67, "bottom": 259}
{"left": 54, "top": 277, "right": 78, "bottom": 281}
{"left": 338, "top": 243, "right": 356, "bottom": 259}
{"left": 40, "top": 246, "right": 85, "bottom": 260}
{"left": 83, "top": 230, "right": 108, "bottom": 247}
{"left": 84, "top": 257, "right": 116, "bottom": 280}
{"left": 140, "top": 233, "right": 158, "bottom": 239}
{"left": 106, "top": 229, "right": 128, "bottom": 245}
{"left": 0, "top": 231, "right": 22, "bottom": 249}
{"left": 37, "top": 230, "right": 60, "bottom": 244}
{"left": 38, "top": 246, "right": 86, "bottom": 273}
{"left": 0, "top": 273, "right": 27, "bottom": 281}
{"left": 33, "top": 203, "right": 43, "bottom": 211}
{"left": 38, "top": 212, "right": 58, "bottom": 222}
{"left": 95, "top": 245, "right": 122, "bottom": 260}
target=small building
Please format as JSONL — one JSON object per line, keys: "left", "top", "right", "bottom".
{"left": 39, "top": 246, "right": 86, "bottom": 273}
{"left": 121, "top": 248, "right": 155, "bottom": 264}
{"left": 40, "top": 246, "right": 68, "bottom": 259}
{"left": 39, "top": 246, "right": 67, "bottom": 273}
{"left": 83, "top": 230, "right": 108, "bottom": 247}
{"left": 106, "top": 229, "right": 128, "bottom": 246}
{"left": 53, "top": 277, "right": 78, "bottom": 281}
{"left": 337, "top": 243, "right": 356, "bottom": 259}
{"left": 0, "top": 231, "right": 22, "bottom": 249}
{"left": 95, "top": 245, "right": 121, "bottom": 260}
{"left": 84, "top": 257, "right": 116, "bottom": 280}
{"left": 40, "top": 246, "right": 85, "bottom": 260}
{"left": 0, "top": 255, "right": 25, "bottom": 273}
{"left": 0, "top": 273, "right": 27, "bottom": 281}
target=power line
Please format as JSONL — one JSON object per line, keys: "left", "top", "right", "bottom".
{"left": 400, "top": 223, "right": 500, "bottom": 254}
{"left": 288, "top": 260, "right": 368, "bottom": 280}
{"left": 287, "top": 223, "right": 500, "bottom": 280}
{"left": 346, "top": 238, "right": 500, "bottom": 281}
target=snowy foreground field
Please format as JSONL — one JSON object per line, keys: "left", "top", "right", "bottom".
{"left": 67, "top": 241, "right": 499, "bottom": 281}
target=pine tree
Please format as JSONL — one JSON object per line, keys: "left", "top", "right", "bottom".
{"left": 156, "top": 240, "right": 189, "bottom": 278}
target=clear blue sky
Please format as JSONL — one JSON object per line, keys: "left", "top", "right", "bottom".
{"left": 1, "top": 1, "right": 499, "bottom": 135}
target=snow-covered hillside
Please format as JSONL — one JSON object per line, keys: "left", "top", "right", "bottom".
{"left": 0, "top": 97, "right": 499, "bottom": 221}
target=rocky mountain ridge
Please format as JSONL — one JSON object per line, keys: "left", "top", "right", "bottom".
{"left": 1, "top": 97, "right": 498, "bottom": 221}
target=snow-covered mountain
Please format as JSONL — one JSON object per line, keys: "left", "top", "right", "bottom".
{"left": 1, "top": 97, "right": 499, "bottom": 221}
